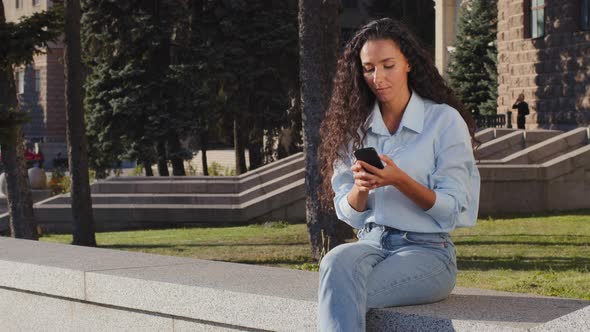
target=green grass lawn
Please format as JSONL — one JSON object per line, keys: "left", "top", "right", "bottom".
{"left": 40, "top": 213, "right": 590, "bottom": 300}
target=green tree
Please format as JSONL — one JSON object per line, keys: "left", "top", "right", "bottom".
{"left": 83, "top": 0, "right": 190, "bottom": 177}
{"left": 0, "top": 2, "right": 62, "bottom": 240}
{"left": 182, "top": 0, "right": 299, "bottom": 174}
{"left": 447, "top": 0, "right": 498, "bottom": 116}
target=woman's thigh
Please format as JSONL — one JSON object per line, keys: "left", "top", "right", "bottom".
{"left": 319, "top": 240, "right": 386, "bottom": 278}
{"left": 365, "top": 246, "right": 456, "bottom": 309}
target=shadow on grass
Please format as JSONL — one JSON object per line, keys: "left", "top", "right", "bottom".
{"left": 457, "top": 256, "right": 590, "bottom": 271}
{"left": 478, "top": 209, "right": 590, "bottom": 219}
{"left": 453, "top": 234, "right": 590, "bottom": 246}
{"left": 454, "top": 240, "right": 590, "bottom": 246}
{"left": 99, "top": 242, "right": 309, "bottom": 250}
{"left": 227, "top": 257, "right": 314, "bottom": 266}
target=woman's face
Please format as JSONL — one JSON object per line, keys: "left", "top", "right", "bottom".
{"left": 359, "top": 39, "right": 411, "bottom": 103}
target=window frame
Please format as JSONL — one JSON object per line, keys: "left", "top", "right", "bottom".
{"left": 530, "top": 0, "right": 546, "bottom": 39}
{"left": 15, "top": 0, "right": 23, "bottom": 9}
{"left": 581, "top": 0, "right": 590, "bottom": 30}
{"left": 34, "top": 69, "right": 41, "bottom": 93}
{"left": 16, "top": 70, "right": 25, "bottom": 95}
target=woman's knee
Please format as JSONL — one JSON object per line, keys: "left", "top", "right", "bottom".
{"left": 319, "top": 243, "right": 354, "bottom": 276}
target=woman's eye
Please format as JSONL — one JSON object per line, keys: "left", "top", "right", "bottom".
{"left": 384, "top": 64, "right": 395, "bottom": 69}
{"left": 363, "top": 67, "right": 374, "bottom": 73}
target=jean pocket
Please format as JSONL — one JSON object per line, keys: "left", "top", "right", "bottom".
{"left": 402, "top": 232, "right": 449, "bottom": 248}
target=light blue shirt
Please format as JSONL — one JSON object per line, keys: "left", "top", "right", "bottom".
{"left": 332, "top": 92, "right": 480, "bottom": 233}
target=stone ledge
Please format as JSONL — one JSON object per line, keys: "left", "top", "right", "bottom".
{"left": 0, "top": 237, "right": 588, "bottom": 331}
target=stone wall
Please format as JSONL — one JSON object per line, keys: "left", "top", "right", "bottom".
{"left": 497, "top": 0, "right": 590, "bottom": 129}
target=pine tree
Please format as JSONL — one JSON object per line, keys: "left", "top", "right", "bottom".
{"left": 82, "top": 0, "right": 189, "bottom": 178}
{"left": 447, "top": 0, "right": 498, "bottom": 116}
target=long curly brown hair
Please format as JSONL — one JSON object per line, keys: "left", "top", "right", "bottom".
{"left": 318, "top": 18, "right": 476, "bottom": 211}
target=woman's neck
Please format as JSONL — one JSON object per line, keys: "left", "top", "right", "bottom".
{"left": 379, "top": 89, "right": 412, "bottom": 135}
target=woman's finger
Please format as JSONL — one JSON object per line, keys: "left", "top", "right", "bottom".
{"left": 379, "top": 154, "right": 394, "bottom": 166}
{"left": 358, "top": 160, "right": 381, "bottom": 175}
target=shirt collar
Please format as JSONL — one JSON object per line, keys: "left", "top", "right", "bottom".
{"left": 366, "top": 90, "right": 425, "bottom": 136}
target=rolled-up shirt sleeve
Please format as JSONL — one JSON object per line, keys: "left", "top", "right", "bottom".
{"left": 424, "top": 112, "right": 478, "bottom": 232}
{"left": 331, "top": 156, "right": 371, "bottom": 230}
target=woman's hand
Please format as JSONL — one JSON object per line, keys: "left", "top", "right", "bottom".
{"left": 351, "top": 161, "right": 374, "bottom": 192}
{"left": 354, "top": 154, "right": 402, "bottom": 190}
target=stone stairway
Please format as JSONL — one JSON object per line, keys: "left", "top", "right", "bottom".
{"left": 0, "top": 153, "right": 305, "bottom": 233}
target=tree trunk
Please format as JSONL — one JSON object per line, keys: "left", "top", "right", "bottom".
{"left": 156, "top": 139, "right": 169, "bottom": 176}
{"left": 200, "top": 131, "right": 209, "bottom": 176}
{"left": 168, "top": 132, "right": 186, "bottom": 176}
{"left": 142, "top": 160, "right": 154, "bottom": 176}
{"left": 233, "top": 117, "right": 247, "bottom": 175}
{"left": 64, "top": 0, "right": 96, "bottom": 246}
{"left": 247, "top": 126, "right": 263, "bottom": 170}
{"left": 0, "top": 2, "right": 38, "bottom": 240}
{"left": 299, "top": 0, "right": 353, "bottom": 261}
{"left": 0, "top": 129, "right": 38, "bottom": 240}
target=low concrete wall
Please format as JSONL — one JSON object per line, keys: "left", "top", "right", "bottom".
{"left": 0, "top": 189, "right": 51, "bottom": 215}
{"left": 478, "top": 127, "right": 588, "bottom": 165}
{"left": 475, "top": 128, "right": 519, "bottom": 144}
{"left": 475, "top": 130, "right": 563, "bottom": 161}
{"left": 479, "top": 144, "right": 590, "bottom": 214}
{"left": 0, "top": 237, "right": 588, "bottom": 331}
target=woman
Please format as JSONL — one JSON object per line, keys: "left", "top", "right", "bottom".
{"left": 317, "top": 18, "right": 481, "bottom": 331}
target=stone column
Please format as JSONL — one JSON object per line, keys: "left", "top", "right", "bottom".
{"left": 435, "top": 0, "right": 460, "bottom": 77}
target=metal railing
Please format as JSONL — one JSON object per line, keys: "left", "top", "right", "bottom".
{"left": 474, "top": 114, "right": 506, "bottom": 129}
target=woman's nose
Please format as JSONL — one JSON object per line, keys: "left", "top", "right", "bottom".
{"left": 373, "top": 68, "right": 384, "bottom": 85}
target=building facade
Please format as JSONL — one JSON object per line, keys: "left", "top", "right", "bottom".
{"left": 4, "top": 0, "right": 66, "bottom": 162}
{"left": 497, "top": 0, "right": 590, "bottom": 129}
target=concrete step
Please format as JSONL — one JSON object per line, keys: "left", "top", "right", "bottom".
{"left": 45, "top": 168, "right": 305, "bottom": 206}
{"left": 478, "top": 127, "right": 589, "bottom": 165}
{"left": 13, "top": 178, "right": 306, "bottom": 232}
{"left": 475, "top": 128, "right": 519, "bottom": 144}
{"left": 92, "top": 153, "right": 305, "bottom": 194}
{"left": 475, "top": 129, "right": 563, "bottom": 161}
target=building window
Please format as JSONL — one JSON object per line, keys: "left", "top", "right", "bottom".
{"left": 582, "top": 0, "right": 590, "bottom": 30}
{"left": 33, "top": 0, "right": 40, "bottom": 6}
{"left": 34, "top": 70, "right": 41, "bottom": 92}
{"left": 16, "top": 71, "right": 24, "bottom": 95}
{"left": 16, "top": 0, "right": 23, "bottom": 9}
{"left": 531, "top": 0, "right": 545, "bottom": 38}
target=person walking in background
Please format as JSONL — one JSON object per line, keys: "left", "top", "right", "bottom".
{"left": 512, "top": 93, "right": 529, "bottom": 129}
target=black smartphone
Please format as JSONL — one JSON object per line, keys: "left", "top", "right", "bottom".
{"left": 353, "top": 147, "right": 384, "bottom": 172}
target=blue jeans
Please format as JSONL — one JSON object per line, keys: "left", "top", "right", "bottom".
{"left": 317, "top": 223, "right": 457, "bottom": 331}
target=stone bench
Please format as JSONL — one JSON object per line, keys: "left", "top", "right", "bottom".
{"left": 0, "top": 237, "right": 587, "bottom": 331}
